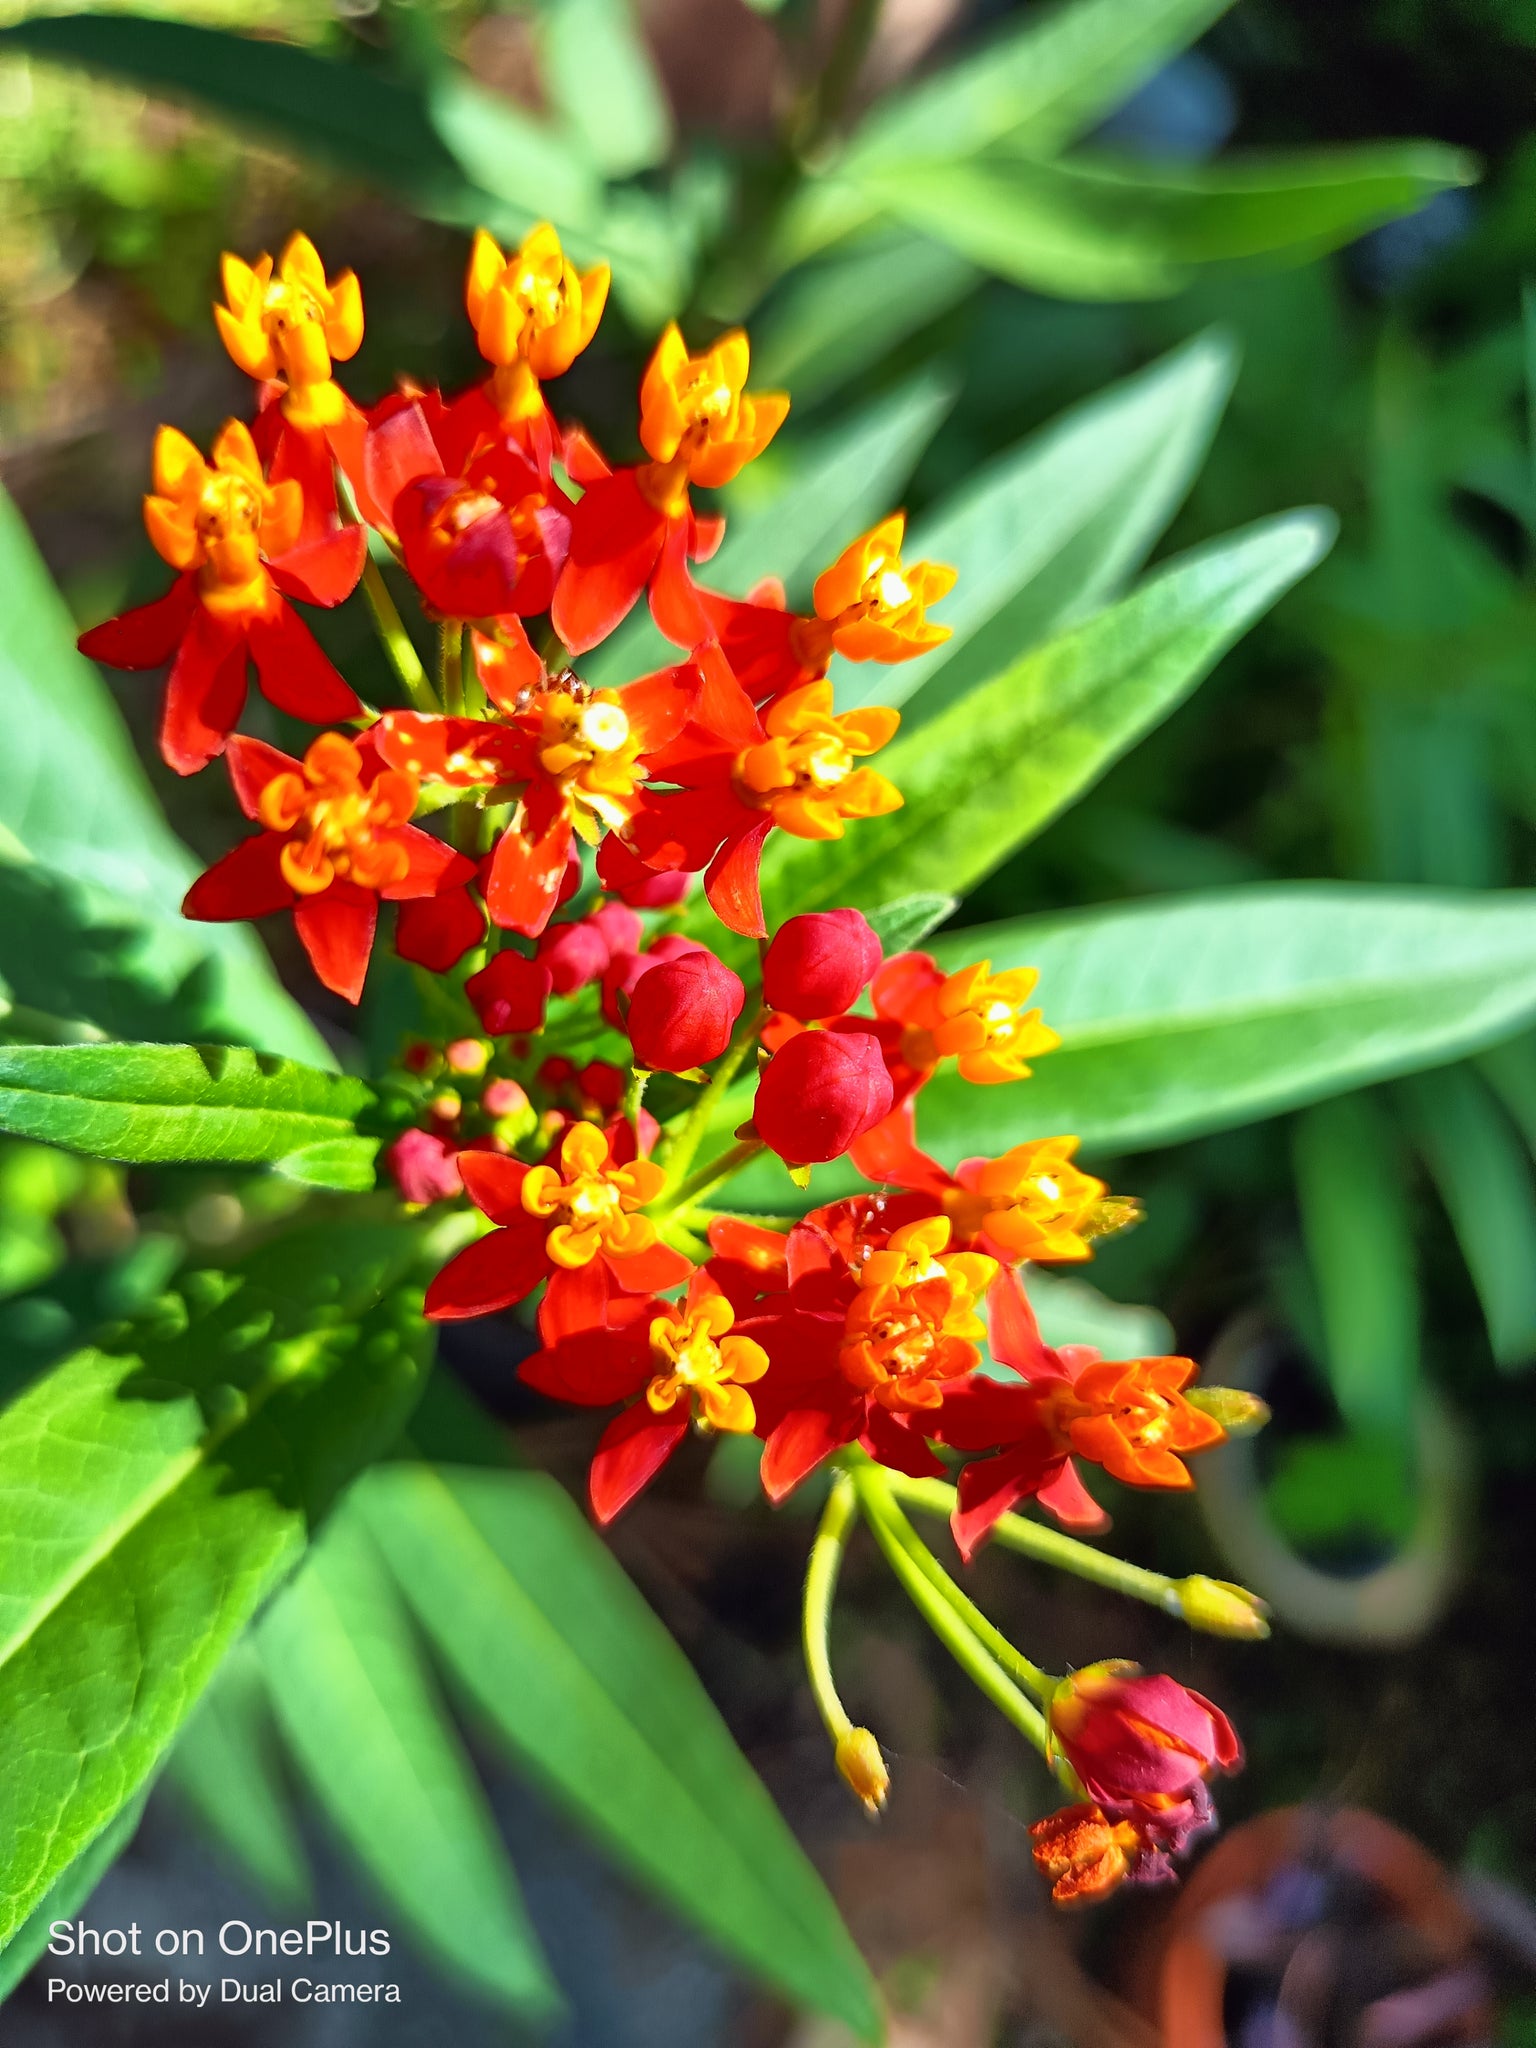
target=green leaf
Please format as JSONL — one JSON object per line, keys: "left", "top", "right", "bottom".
{"left": 0, "top": 1789, "right": 150, "bottom": 2001}
{"left": 1024, "top": 1267, "right": 1172, "bottom": 1360}
{"left": 360, "top": 1464, "right": 881, "bottom": 2041}
{"left": 907, "top": 885, "right": 1536, "bottom": 1160}
{"left": 166, "top": 1640, "right": 311, "bottom": 1907}
{"left": 0, "top": 16, "right": 470, "bottom": 208}
{"left": 0, "top": 1222, "right": 432, "bottom": 1948}
{"left": 1399, "top": 1066, "right": 1536, "bottom": 1372}
{"left": 0, "top": 478, "right": 326, "bottom": 1063}
{"left": 587, "top": 372, "right": 954, "bottom": 687}
{"left": 540, "top": 0, "right": 671, "bottom": 179}
{"left": 857, "top": 145, "right": 1477, "bottom": 301}
{"left": 754, "top": 511, "right": 1333, "bottom": 933}
{"left": 1291, "top": 1094, "right": 1419, "bottom": 1440}
{"left": 426, "top": 74, "right": 602, "bottom": 232}
{"left": 752, "top": 231, "right": 979, "bottom": 404}
{"left": 841, "top": 329, "right": 1237, "bottom": 719}
{"left": 775, "top": 0, "right": 1238, "bottom": 263}
{"left": 0, "top": 1043, "right": 376, "bottom": 1172}
{"left": 258, "top": 1509, "right": 558, "bottom": 2015}
{"left": 864, "top": 893, "right": 957, "bottom": 953}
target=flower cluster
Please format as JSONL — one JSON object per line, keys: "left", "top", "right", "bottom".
{"left": 81, "top": 222, "right": 1268, "bottom": 1910}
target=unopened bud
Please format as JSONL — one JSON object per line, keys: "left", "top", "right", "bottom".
{"left": 429, "top": 1089, "right": 462, "bottom": 1122}
{"left": 445, "top": 1037, "right": 491, "bottom": 1076}
{"left": 482, "top": 1078, "right": 530, "bottom": 1119}
{"left": 1185, "top": 1386, "right": 1270, "bottom": 1436}
{"left": 1175, "top": 1575, "right": 1270, "bottom": 1641}
{"left": 835, "top": 1728, "right": 889, "bottom": 1817}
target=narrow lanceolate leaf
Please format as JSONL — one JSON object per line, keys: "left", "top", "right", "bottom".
{"left": 0, "top": 478, "right": 325, "bottom": 1062}
{"left": 0, "top": 1044, "right": 376, "bottom": 1181}
{"left": 842, "top": 329, "right": 1237, "bottom": 718}
{"left": 865, "top": 894, "right": 957, "bottom": 954}
{"left": 906, "top": 886, "right": 1536, "bottom": 1160}
{"left": 360, "top": 1465, "right": 881, "bottom": 2043}
{"left": 166, "top": 1641, "right": 311, "bottom": 1908}
{"left": 0, "top": 1223, "right": 432, "bottom": 1949}
{"left": 259, "top": 1512, "right": 558, "bottom": 2017}
{"left": 1399, "top": 1066, "right": 1536, "bottom": 1372}
{"left": 1291, "top": 1095, "right": 1419, "bottom": 1442}
{"left": 756, "top": 511, "right": 1333, "bottom": 932}
{"left": 858, "top": 145, "right": 1477, "bottom": 303}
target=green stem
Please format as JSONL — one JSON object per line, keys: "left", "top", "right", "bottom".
{"left": 881, "top": 1471, "right": 1182, "bottom": 1617}
{"left": 803, "top": 1473, "right": 858, "bottom": 1742}
{"left": 799, "top": 0, "right": 884, "bottom": 147}
{"left": 851, "top": 1463, "right": 1059, "bottom": 1769}
{"left": 362, "top": 553, "right": 436, "bottom": 712}
{"left": 660, "top": 1137, "right": 766, "bottom": 1218}
{"left": 439, "top": 621, "right": 465, "bottom": 717}
{"left": 654, "top": 1014, "right": 760, "bottom": 1182}
{"left": 623, "top": 1067, "right": 650, "bottom": 1146}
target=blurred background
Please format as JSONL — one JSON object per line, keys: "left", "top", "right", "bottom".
{"left": 6, "top": 0, "right": 1536, "bottom": 2042}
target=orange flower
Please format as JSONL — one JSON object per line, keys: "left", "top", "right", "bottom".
{"left": 465, "top": 223, "right": 609, "bottom": 421}
{"left": 645, "top": 1286, "right": 769, "bottom": 1433}
{"left": 215, "top": 232, "right": 363, "bottom": 429}
{"left": 871, "top": 951, "right": 1060, "bottom": 1086}
{"left": 1051, "top": 1355, "right": 1226, "bottom": 1489}
{"left": 637, "top": 324, "right": 788, "bottom": 515}
{"left": 805, "top": 515, "right": 955, "bottom": 664}
{"left": 144, "top": 420, "right": 300, "bottom": 615}
{"left": 1028, "top": 1804, "right": 1149, "bottom": 1905}
{"left": 944, "top": 1137, "right": 1140, "bottom": 1263}
{"left": 734, "top": 682, "right": 902, "bottom": 842}
{"left": 520, "top": 1120, "right": 667, "bottom": 1271}
{"left": 839, "top": 1216, "right": 997, "bottom": 1414}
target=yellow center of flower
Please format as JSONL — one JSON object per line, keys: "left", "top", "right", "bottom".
{"left": 535, "top": 689, "right": 643, "bottom": 838}
{"left": 141, "top": 419, "right": 301, "bottom": 614}
{"left": 520, "top": 1121, "right": 665, "bottom": 1269}
{"left": 257, "top": 734, "right": 418, "bottom": 897}
{"left": 904, "top": 959, "right": 1062, "bottom": 1085}
{"left": 839, "top": 1217, "right": 997, "bottom": 1412}
{"left": 731, "top": 681, "right": 903, "bottom": 842}
{"left": 645, "top": 1289, "right": 769, "bottom": 1433}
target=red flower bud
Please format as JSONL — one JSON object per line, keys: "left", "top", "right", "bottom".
{"left": 465, "top": 951, "right": 552, "bottom": 1035}
{"left": 1046, "top": 1663, "right": 1241, "bottom": 1809}
{"left": 601, "top": 932, "right": 705, "bottom": 1027}
{"left": 762, "top": 909, "right": 882, "bottom": 1023}
{"left": 536, "top": 919, "right": 609, "bottom": 995}
{"left": 753, "top": 1029, "right": 893, "bottom": 1165}
{"left": 597, "top": 833, "right": 692, "bottom": 908}
{"left": 625, "top": 948, "right": 745, "bottom": 1073}
{"left": 385, "top": 1127, "right": 464, "bottom": 1205}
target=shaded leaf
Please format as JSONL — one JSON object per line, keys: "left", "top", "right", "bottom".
{"left": 0, "top": 1222, "right": 431, "bottom": 1947}
{"left": 540, "top": 0, "right": 671, "bottom": 179}
{"left": 259, "top": 1510, "right": 558, "bottom": 2015}
{"left": 360, "top": 1463, "right": 881, "bottom": 2041}
{"left": 166, "top": 1640, "right": 310, "bottom": 1907}
{"left": 0, "top": 1043, "right": 375, "bottom": 1173}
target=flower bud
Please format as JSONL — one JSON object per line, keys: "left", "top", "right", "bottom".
{"left": 445, "top": 1037, "right": 490, "bottom": 1075}
{"left": 465, "top": 951, "right": 552, "bottom": 1036}
{"left": 1174, "top": 1576, "right": 1270, "bottom": 1641}
{"left": 1047, "top": 1662, "right": 1241, "bottom": 1808}
{"left": 753, "top": 1029, "right": 893, "bottom": 1165}
{"left": 762, "top": 909, "right": 882, "bottom": 1023}
{"left": 1184, "top": 1386, "right": 1271, "bottom": 1436}
{"left": 625, "top": 948, "right": 745, "bottom": 1073}
{"left": 481, "top": 1078, "right": 530, "bottom": 1119}
{"left": 385, "top": 1127, "right": 463, "bottom": 1206}
{"left": 835, "top": 1727, "right": 889, "bottom": 1817}
{"left": 537, "top": 918, "right": 610, "bottom": 995}
{"left": 601, "top": 932, "right": 704, "bottom": 1026}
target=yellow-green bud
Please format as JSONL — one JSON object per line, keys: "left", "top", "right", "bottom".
{"left": 835, "top": 1728, "right": 889, "bottom": 1816}
{"left": 1175, "top": 1575, "right": 1270, "bottom": 1640}
{"left": 1185, "top": 1385, "right": 1271, "bottom": 1436}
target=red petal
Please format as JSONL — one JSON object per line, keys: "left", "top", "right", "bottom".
{"left": 990, "top": 1266, "right": 1052, "bottom": 1378}
{"left": 551, "top": 469, "right": 666, "bottom": 654}
{"left": 848, "top": 1102, "right": 954, "bottom": 1194}
{"left": 761, "top": 1398, "right": 861, "bottom": 1503}
{"left": 604, "top": 1241, "right": 694, "bottom": 1293}
{"left": 293, "top": 882, "right": 378, "bottom": 1002}
{"left": 649, "top": 512, "right": 711, "bottom": 649}
{"left": 398, "top": 477, "right": 524, "bottom": 619}
{"left": 693, "top": 640, "right": 761, "bottom": 748}
{"left": 160, "top": 609, "right": 248, "bottom": 775}
{"left": 589, "top": 1403, "right": 689, "bottom": 1524}
{"left": 1035, "top": 1459, "right": 1110, "bottom": 1532}
{"left": 931, "top": 1378, "right": 1051, "bottom": 1453}
{"left": 465, "top": 950, "right": 552, "bottom": 1035}
{"left": 268, "top": 527, "right": 367, "bottom": 608}
{"left": 562, "top": 425, "right": 611, "bottom": 485}
{"left": 248, "top": 600, "right": 364, "bottom": 724}
{"left": 181, "top": 833, "right": 292, "bottom": 922}
{"left": 364, "top": 401, "right": 444, "bottom": 528}
{"left": 270, "top": 419, "right": 339, "bottom": 544}
{"left": 474, "top": 620, "right": 543, "bottom": 714}
{"left": 952, "top": 1445, "right": 1064, "bottom": 1562}
{"left": 689, "top": 512, "right": 726, "bottom": 563}
{"left": 485, "top": 813, "right": 574, "bottom": 937}
{"left": 456, "top": 1150, "right": 534, "bottom": 1225}
{"left": 79, "top": 576, "right": 197, "bottom": 670}
{"left": 424, "top": 1223, "right": 548, "bottom": 1320}
{"left": 225, "top": 734, "right": 302, "bottom": 820}
{"left": 703, "top": 820, "right": 772, "bottom": 939}
{"left": 860, "top": 1405, "right": 946, "bottom": 1481}
{"left": 394, "top": 885, "right": 484, "bottom": 970}
{"left": 539, "top": 1261, "right": 619, "bottom": 1344}
{"left": 383, "top": 825, "right": 475, "bottom": 901}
